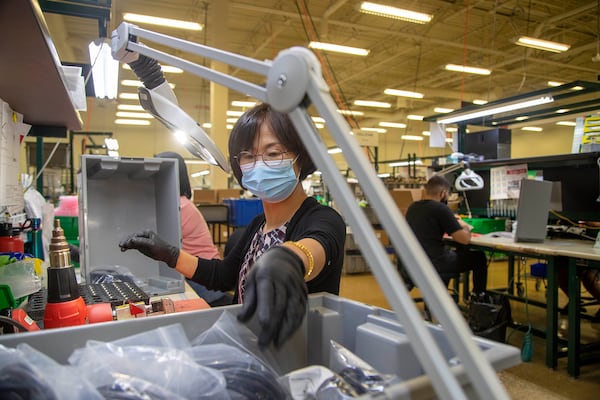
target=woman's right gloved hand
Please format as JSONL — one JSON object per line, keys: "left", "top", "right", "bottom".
{"left": 118, "top": 230, "right": 180, "bottom": 268}
{"left": 237, "top": 245, "right": 308, "bottom": 348}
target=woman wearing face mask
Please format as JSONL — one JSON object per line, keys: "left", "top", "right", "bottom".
{"left": 119, "top": 103, "right": 346, "bottom": 348}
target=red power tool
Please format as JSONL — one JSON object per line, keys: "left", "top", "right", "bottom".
{"left": 43, "top": 219, "right": 87, "bottom": 329}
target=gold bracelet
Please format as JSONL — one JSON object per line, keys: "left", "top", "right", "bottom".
{"left": 285, "top": 241, "right": 314, "bottom": 279}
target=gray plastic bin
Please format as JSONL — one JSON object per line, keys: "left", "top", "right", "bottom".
{"left": 0, "top": 293, "right": 520, "bottom": 398}
{"left": 79, "top": 155, "right": 184, "bottom": 296}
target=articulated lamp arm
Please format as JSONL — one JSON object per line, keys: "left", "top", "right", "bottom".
{"left": 111, "top": 22, "right": 509, "bottom": 400}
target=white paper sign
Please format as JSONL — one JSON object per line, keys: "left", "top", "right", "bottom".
{"left": 490, "top": 163, "right": 528, "bottom": 200}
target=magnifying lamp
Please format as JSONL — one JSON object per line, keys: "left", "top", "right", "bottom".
{"left": 123, "top": 52, "right": 229, "bottom": 172}
{"left": 435, "top": 161, "right": 484, "bottom": 191}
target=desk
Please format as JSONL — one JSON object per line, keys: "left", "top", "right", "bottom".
{"left": 464, "top": 236, "right": 600, "bottom": 377}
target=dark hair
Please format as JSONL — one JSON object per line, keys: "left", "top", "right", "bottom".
{"left": 228, "top": 103, "right": 316, "bottom": 188}
{"left": 425, "top": 175, "right": 451, "bottom": 196}
{"left": 155, "top": 151, "right": 192, "bottom": 199}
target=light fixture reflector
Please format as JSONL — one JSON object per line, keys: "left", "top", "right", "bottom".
{"left": 123, "top": 13, "right": 202, "bottom": 31}
{"left": 445, "top": 64, "right": 491, "bottom": 75}
{"left": 379, "top": 122, "right": 406, "bottom": 128}
{"left": 437, "top": 96, "right": 554, "bottom": 124}
{"left": 401, "top": 135, "right": 424, "bottom": 141}
{"left": 360, "top": 2, "right": 432, "bottom": 24}
{"left": 353, "top": 100, "right": 392, "bottom": 108}
{"left": 515, "top": 36, "right": 570, "bottom": 53}
{"left": 384, "top": 88, "right": 424, "bottom": 98}
{"left": 308, "top": 41, "right": 370, "bottom": 56}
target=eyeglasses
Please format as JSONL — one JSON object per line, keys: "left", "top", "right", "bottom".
{"left": 234, "top": 150, "right": 294, "bottom": 168}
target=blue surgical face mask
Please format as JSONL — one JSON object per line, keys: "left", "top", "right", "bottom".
{"left": 241, "top": 159, "right": 299, "bottom": 202}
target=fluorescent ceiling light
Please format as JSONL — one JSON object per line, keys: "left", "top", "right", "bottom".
{"left": 384, "top": 88, "right": 424, "bottom": 98}
{"left": 117, "top": 104, "right": 145, "bottom": 111}
{"left": 361, "top": 127, "right": 387, "bottom": 133}
{"left": 312, "top": 116, "right": 325, "bottom": 123}
{"left": 337, "top": 109, "right": 364, "bottom": 116}
{"left": 121, "top": 79, "right": 175, "bottom": 89}
{"left": 328, "top": 147, "right": 342, "bottom": 154}
{"left": 308, "top": 41, "right": 370, "bottom": 56}
{"left": 437, "top": 95, "right": 554, "bottom": 124}
{"left": 521, "top": 126, "right": 543, "bottom": 131}
{"left": 184, "top": 160, "right": 209, "bottom": 165}
{"left": 191, "top": 170, "right": 210, "bottom": 177}
{"left": 379, "top": 122, "right": 406, "bottom": 128}
{"left": 123, "top": 13, "right": 202, "bottom": 31}
{"left": 514, "top": 36, "right": 570, "bottom": 53}
{"left": 473, "top": 99, "right": 488, "bottom": 105}
{"left": 226, "top": 118, "right": 239, "bottom": 123}
{"left": 556, "top": 121, "right": 576, "bottom": 126}
{"left": 377, "top": 173, "right": 391, "bottom": 178}
{"left": 353, "top": 100, "right": 392, "bottom": 108}
{"left": 226, "top": 110, "right": 244, "bottom": 117}
{"left": 446, "top": 138, "right": 453, "bottom": 143}
{"left": 389, "top": 160, "right": 422, "bottom": 167}
{"left": 401, "top": 135, "right": 423, "bottom": 141}
{"left": 445, "top": 64, "right": 491, "bottom": 75}
{"left": 88, "top": 39, "right": 119, "bottom": 99}
{"left": 315, "top": 123, "right": 325, "bottom": 129}
{"left": 422, "top": 131, "right": 431, "bottom": 136}
{"left": 115, "top": 111, "right": 153, "bottom": 119}
{"left": 231, "top": 100, "right": 257, "bottom": 107}
{"left": 434, "top": 107, "right": 454, "bottom": 113}
{"left": 515, "top": 116, "right": 529, "bottom": 121}
{"left": 359, "top": 2, "right": 432, "bottom": 24}
{"left": 226, "top": 124, "right": 234, "bottom": 129}
{"left": 201, "top": 122, "right": 212, "bottom": 129}
{"left": 119, "top": 92, "right": 139, "bottom": 100}
{"left": 556, "top": 109, "right": 569, "bottom": 113}
{"left": 407, "top": 114, "right": 424, "bottom": 120}
{"left": 115, "top": 119, "right": 150, "bottom": 126}
{"left": 548, "top": 81, "right": 563, "bottom": 87}
{"left": 123, "top": 64, "right": 183, "bottom": 74}
{"left": 445, "top": 127, "right": 458, "bottom": 132}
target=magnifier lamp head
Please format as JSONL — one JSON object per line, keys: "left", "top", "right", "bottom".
{"left": 455, "top": 168, "right": 484, "bottom": 191}
{"left": 137, "top": 87, "right": 230, "bottom": 173}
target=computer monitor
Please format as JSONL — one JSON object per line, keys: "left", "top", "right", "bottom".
{"left": 514, "top": 178, "right": 553, "bottom": 243}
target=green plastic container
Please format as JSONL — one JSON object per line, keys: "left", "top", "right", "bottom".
{"left": 463, "top": 218, "right": 506, "bottom": 234}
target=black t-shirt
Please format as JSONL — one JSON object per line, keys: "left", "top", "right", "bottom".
{"left": 405, "top": 199, "right": 462, "bottom": 268}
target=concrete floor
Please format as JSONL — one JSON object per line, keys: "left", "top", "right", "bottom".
{"left": 338, "top": 260, "right": 600, "bottom": 399}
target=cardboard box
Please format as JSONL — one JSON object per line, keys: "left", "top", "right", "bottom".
{"left": 79, "top": 155, "right": 184, "bottom": 296}
{"left": 390, "top": 188, "right": 423, "bottom": 215}
{"left": 0, "top": 293, "right": 521, "bottom": 396}
{"left": 193, "top": 189, "right": 217, "bottom": 204}
{"left": 216, "top": 188, "right": 242, "bottom": 203}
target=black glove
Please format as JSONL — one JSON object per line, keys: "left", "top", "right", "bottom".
{"left": 118, "top": 230, "right": 180, "bottom": 269}
{"left": 237, "top": 245, "right": 308, "bottom": 348}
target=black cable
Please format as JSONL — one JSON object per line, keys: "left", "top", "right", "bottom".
{"left": 0, "top": 315, "right": 28, "bottom": 334}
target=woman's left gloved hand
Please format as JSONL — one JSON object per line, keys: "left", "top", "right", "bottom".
{"left": 237, "top": 245, "right": 308, "bottom": 348}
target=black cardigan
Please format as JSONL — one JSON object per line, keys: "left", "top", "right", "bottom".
{"left": 191, "top": 197, "right": 346, "bottom": 303}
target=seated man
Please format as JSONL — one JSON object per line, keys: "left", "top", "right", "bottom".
{"left": 406, "top": 175, "right": 488, "bottom": 298}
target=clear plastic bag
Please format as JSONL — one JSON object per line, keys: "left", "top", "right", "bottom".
{"left": 191, "top": 310, "right": 284, "bottom": 376}
{"left": 0, "top": 344, "right": 103, "bottom": 400}
{"left": 68, "top": 324, "right": 229, "bottom": 399}
{"left": 190, "top": 343, "right": 290, "bottom": 399}
{"left": 328, "top": 340, "right": 399, "bottom": 395}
